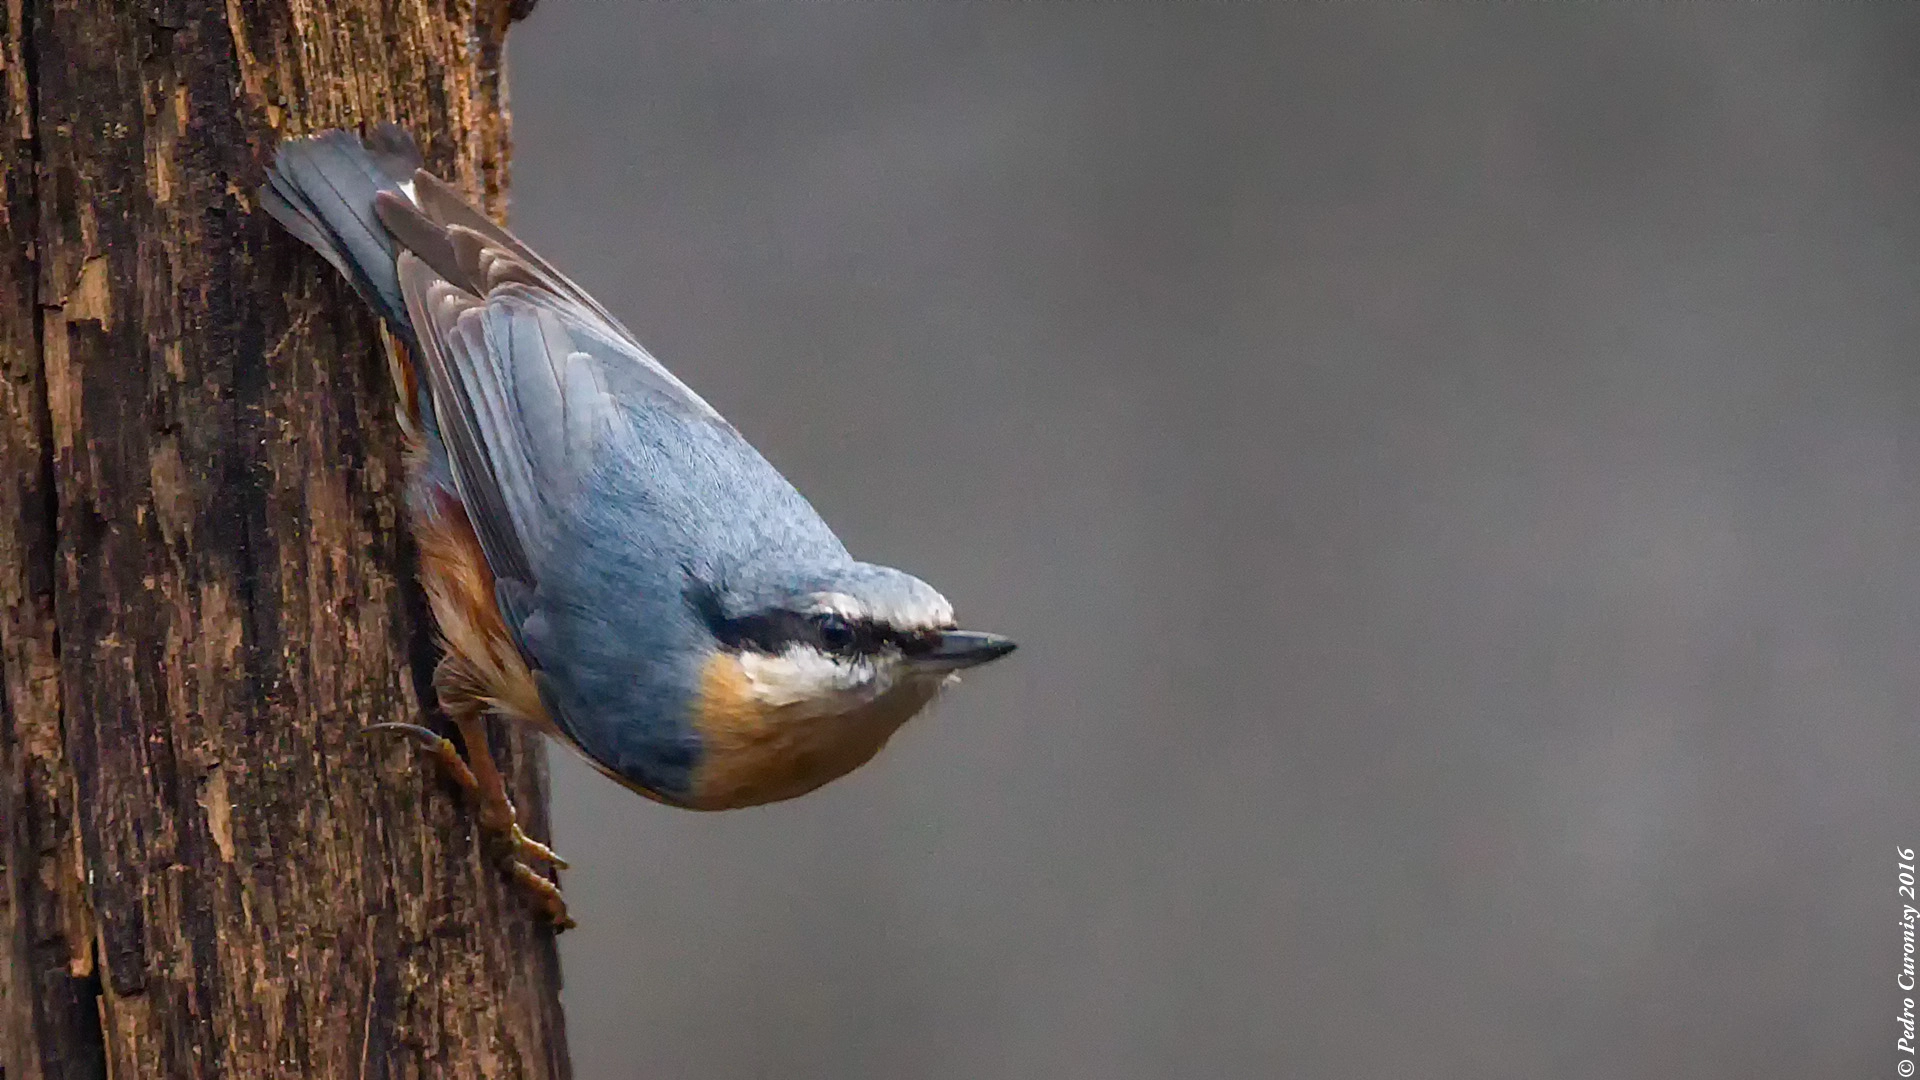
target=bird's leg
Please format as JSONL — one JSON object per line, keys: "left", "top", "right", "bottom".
{"left": 445, "top": 706, "right": 569, "bottom": 871}
{"left": 362, "top": 720, "right": 480, "bottom": 793}
{"left": 361, "top": 718, "right": 569, "bottom": 871}
{"left": 437, "top": 698, "right": 575, "bottom": 930}
{"left": 363, "top": 674, "right": 574, "bottom": 929}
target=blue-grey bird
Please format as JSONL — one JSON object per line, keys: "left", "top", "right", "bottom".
{"left": 258, "top": 125, "right": 1015, "bottom": 927}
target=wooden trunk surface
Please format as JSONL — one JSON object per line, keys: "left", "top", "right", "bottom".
{"left": 0, "top": 2, "right": 570, "bottom": 1077}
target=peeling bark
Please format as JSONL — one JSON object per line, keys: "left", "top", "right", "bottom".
{"left": 0, "top": 2, "right": 567, "bottom": 1077}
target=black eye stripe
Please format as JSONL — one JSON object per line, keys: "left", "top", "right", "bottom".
{"left": 689, "top": 582, "right": 941, "bottom": 657}
{"left": 711, "top": 610, "right": 803, "bottom": 653}
{"left": 896, "top": 629, "right": 942, "bottom": 656}
{"left": 709, "top": 608, "right": 898, "bottom": 656}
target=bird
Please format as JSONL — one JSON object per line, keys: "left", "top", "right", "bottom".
{"left": 257, "top": 124, "right": 1016, "bottom": 928}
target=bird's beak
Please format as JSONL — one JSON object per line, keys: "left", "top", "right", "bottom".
{"left": 912, "top": 630, "right": 1017, "bottom": 673}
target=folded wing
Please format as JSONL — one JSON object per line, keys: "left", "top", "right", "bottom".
{"left": 374, "top": 163, "right": 728, "bottom": 604}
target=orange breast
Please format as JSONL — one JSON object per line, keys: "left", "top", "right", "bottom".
{"left": 683, "top": 653, "right": 942, "bottom": 810}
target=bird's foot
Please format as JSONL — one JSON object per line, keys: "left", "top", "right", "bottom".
{"left": 363, "top": 720, "right": 574, "bottom": 929}
{"left": 510, "top": 861, "right": 577, "bottom": 930}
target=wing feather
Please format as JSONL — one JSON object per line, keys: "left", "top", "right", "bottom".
{"left": 408, "top": 169, "right": 633, "bottom": 336}
{"left": 395, "top": 253, "right": 534, "bottom": 586}
{"left": 382, "top": 169, "right": 732, "bottom": 636}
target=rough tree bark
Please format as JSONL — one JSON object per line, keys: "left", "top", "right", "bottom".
{"left": 0, "top": 2, "right": 569, "bottom": 1077}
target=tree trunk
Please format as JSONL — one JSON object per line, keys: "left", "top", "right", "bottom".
{"left": 0, "top": 2, "right": 569, "bottom": 1077}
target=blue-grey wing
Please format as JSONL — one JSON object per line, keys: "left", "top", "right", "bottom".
{"left": 390, "top": 168, "right": 647, "bottom": 348}
{"left": 380, "top": 175, "right": 729, "bottom": 592}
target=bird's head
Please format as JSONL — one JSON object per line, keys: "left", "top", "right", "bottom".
{"left": 676, "top": 562, "right": 1015, "bottom": 808}
{"left": 695, "top": 562, "right": 1015, "bottom": 716}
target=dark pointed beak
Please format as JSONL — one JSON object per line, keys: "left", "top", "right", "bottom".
{"left": 913, "top": 630, "right": 1017, "bottom": 673}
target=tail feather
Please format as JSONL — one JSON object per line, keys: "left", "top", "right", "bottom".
{"left": 258, "top": 124, "right": 424, "bottom": 338}
{"left": 260, "top": 124, "right": 454, "bottom": 492}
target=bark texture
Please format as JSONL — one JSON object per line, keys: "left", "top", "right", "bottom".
{"left": 0, "top": 2, "right": 569, "bottom": 1077}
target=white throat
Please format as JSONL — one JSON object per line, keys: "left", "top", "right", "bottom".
{"left": 735, "top": 645, "right": 933, "bottom": 714}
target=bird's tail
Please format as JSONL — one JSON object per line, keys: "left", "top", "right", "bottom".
{"left": 258, "top": 124, "right": 423, "bottom": 340}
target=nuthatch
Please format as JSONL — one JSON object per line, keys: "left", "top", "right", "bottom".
{"left": 259, "top": 125, "right": 1015, "bottom": 928}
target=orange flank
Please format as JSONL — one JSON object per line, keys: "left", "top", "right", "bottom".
{"left": 391, "top": 331, "right": 553, "bottom": 737}
{"left": 382, "top": 328, "right": 425, "bottom": 441}
{"left": 413, "top": 488, "right": 557, "bottom": 738}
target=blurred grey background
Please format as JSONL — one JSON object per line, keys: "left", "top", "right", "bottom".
{"left": 505, "top": 6, "right": 1919, "bottom": 1078}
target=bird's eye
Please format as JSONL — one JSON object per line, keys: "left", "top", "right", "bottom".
{"left": 813, "top": 613, "right": 858, "bottom": 653}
